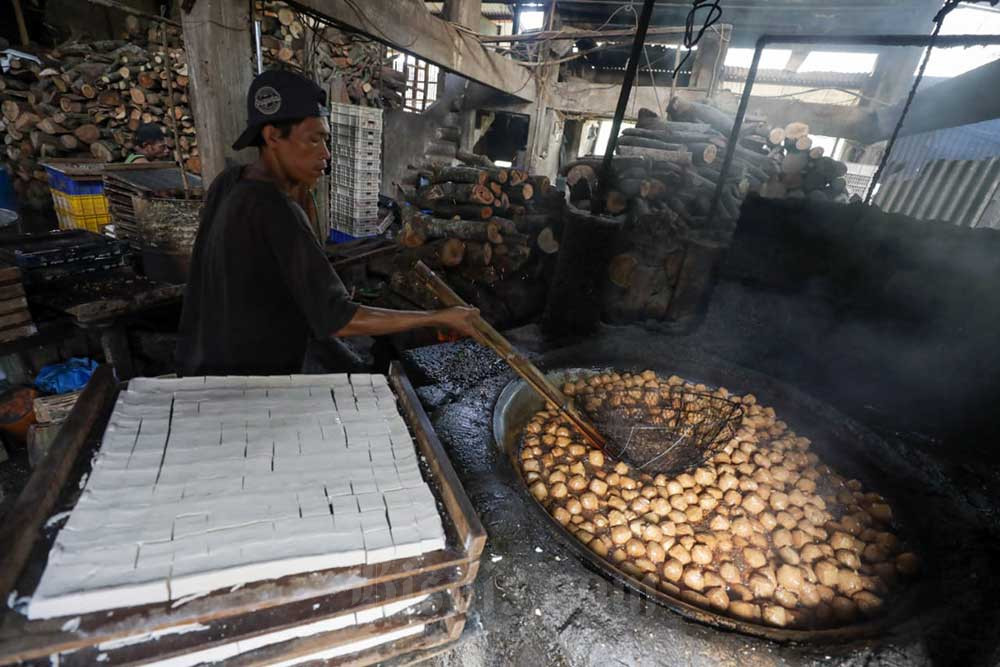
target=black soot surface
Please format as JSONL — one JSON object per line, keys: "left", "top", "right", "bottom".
{"left": 403, "top": 326, "right": 1000, "bottom": 667}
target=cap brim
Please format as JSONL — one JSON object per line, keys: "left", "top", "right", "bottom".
{"left": 232, "top": 124, "right": 263, "bottom": 151}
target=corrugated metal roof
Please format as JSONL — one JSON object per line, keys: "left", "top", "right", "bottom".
{"left": 889, "top": 119, "right": 1000, "bottom": 179}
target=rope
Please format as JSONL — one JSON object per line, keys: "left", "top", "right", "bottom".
{"left": 674, "top": 0, "right": 724, "bottom": 79}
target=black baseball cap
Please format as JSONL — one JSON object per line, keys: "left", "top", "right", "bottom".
{"left": 135, "top": 123, "right": 165, "bottom": 145}
{"left": 232, "top": 69, "right": 329, "bottom": 150}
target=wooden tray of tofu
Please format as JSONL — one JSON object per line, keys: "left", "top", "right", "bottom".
{"left": 0, "top": 362, "right": 485, "bottom": 666}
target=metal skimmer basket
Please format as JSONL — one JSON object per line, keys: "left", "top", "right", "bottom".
{"left": 584, "top": 387, "right": 744, "bottom": 476}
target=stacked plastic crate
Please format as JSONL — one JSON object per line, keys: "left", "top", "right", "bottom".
{"left": 41, "top": 161, "right": 112, "bottom": 233}
{"left": 328, "top": 102, "right": 386, "bottom": 240}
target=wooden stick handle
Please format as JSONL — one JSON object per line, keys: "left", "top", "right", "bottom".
{"left": 413, "top": 262, "right": 607, "bottom": 450}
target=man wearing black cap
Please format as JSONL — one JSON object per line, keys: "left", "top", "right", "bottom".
{"left": 125, "top": 124, "right": 170, "bottom": 164}
{"left": 176, "top": 70, "right": 477, "bottom": 376}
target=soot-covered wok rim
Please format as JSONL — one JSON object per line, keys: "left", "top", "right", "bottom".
{"left": 491, "top": 366, "right": 927, "bottom": 643}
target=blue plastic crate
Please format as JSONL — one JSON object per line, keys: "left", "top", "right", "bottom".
{"left": 328, "top": 228, "right": 376, "bottom": 243}
{"left": 43, "top": 164, "right": 105, "bottom": 196}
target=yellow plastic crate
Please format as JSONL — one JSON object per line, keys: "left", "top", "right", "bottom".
{"left": 50, "top": 190, "right": 111, "bottom": 233}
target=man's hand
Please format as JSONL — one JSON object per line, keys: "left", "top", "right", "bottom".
{"left": 435, "top": 306, "right": 480, "bottom": 338}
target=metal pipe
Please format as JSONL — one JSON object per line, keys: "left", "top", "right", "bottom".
{"left": 707, "top": 37, "right": 763, "bottom": 225}
{"left": 708, "top": 32, "right": 1000, "bottom": 226}
{"left": 595, "top": 0, "right": 657, "bottom": 214}
{"left": 254, "top": 20, "right": 264, "bottom": 75}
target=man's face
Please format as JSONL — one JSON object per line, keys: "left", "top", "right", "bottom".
{"left": 141, "top": 139, "right": 170, "bottom": 160}
{"left": 267, "top": 117, "right": 330, "bottom": 188}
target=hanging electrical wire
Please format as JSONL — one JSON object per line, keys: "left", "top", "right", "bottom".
{"left": 674, "top": 0, "right": 723, "bottom": 79}
{"left": 864, "top": 0, "right": 964, "bottom": 204}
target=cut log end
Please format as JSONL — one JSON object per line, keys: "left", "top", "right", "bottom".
{"left": 536, "top": 227, "right": 559, "bottom": 255}
{"left": 440, "top": 238, "right": 466, "bottom": 267}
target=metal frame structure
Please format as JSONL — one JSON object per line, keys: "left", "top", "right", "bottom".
{"left": 710, "top": 33, "right": 1000, "bottom": 225}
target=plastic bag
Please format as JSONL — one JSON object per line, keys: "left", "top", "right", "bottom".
{"left": 34, "top": 358, "right": 98, "bottom": 395}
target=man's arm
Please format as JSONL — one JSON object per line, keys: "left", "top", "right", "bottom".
{"left": 335, "top": 305, "right": 479, "bottom": 338}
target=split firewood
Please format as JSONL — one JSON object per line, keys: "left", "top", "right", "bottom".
{"left": 616, "top": 144, "right": 693, "bottom": 166}
{"left": 509, "top": 169, "right": 528, "bottom": 186}
{"left": 604, "top": 190, "right": 628, "bottom": 215}
{"left": 617, "top": 178, "right": 650, "bottom": 199}
{"left": 456, "top": 150, "right": 494, "bottom": 167}
{"left": 689, "top": 142, "right": 718, "bottom": 166}
{"left": 507, "top": 182, "right": 534, "bottom": 205}
{"left": 431, "top": 165, "right": 489, "bottom": 185}
{"left": 492, "top": 243, "right": 531, "bottom": 276}
{"left": 429, "top": 204, "right": 493, "bottom": 220}
{"left": 420, "top": 182, "right": 494, "bottom": 206}
{"left": 406, "top": 213, "right": 511, "bottom": 244}
{"left": 395, "top": 238, "right": 465, "bottom": 269}
{"left": 462, "top": 241, "right": 493, "bottom": 267}
{"left": 784, "top": 122, "right": 810, "bottom": 141}
{"left": 668, "top": 97, "right": 735, "bottom": 135}
{"left": 458, "top": 264, "right": 499, "bottom": 286}
{"left": 617, "top": 135, "right": 686, "bottom": 152}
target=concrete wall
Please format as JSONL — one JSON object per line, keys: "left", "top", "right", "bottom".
{"left": 379, "top": 74, "right": 470, "bottom": 196}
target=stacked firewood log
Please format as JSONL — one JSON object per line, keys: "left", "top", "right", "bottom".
{"left": 558, "top": 101, "right": 785, "bottom": 329}
{"left": 256, "top": 1, "right": 407, "bottom": 109}
{"left": 377, "top": 159, "right": 564, "bottom": 327}
{"left": 750, "top": 122, "right": 852, "bottom": 203}
{"left": 0, "top": 19, "right": 197, "bottom": 210}
{"left": 564, "top": 102, "right": 780, "bottom": 236}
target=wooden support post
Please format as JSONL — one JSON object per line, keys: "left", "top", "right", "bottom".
{"left": 689, "top": 24, "right": 729, "bottom": 96}
{"left": 181, "top": 0, "right": 256, "bottom": 185}
{"left": 441, "top": 0, "right": 481, "bottom": 150}
{"left": 863, "top": 47, "right": 924, "bottom": 107}
{"left": 11, "top": 0, "right": 30, "bottom": 47}
{"left": 442, "top": 0, "right": 481, "bottom": 30}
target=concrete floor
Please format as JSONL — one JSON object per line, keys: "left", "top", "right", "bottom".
{"left": 403, "top": 320, "right": 1000, "bottom": 667}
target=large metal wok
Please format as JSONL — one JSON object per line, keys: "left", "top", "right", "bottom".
{"left": 492, "top": 366, "right": 929, "bottom": 643}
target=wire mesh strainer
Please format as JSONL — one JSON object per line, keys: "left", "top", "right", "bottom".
{"left": 581, "top": 385, "right": 744, "bottom": 476}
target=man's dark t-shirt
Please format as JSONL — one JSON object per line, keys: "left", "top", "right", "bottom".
{"left": 176, "top": 166, "right": 359, "bottom": 375}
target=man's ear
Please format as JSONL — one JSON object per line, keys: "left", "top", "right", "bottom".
{"left": 259, "top": 124, "right": 279, "bottom": 148}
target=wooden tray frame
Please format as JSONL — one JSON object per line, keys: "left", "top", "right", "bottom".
{"left": 0, "top": 362, "right": 484, "bottom": 666}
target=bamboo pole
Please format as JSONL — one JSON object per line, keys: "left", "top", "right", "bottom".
{"left": 413, "top": 261, "right": 608, "bottom": 450}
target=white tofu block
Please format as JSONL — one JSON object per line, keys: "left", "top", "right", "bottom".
{"left": 333, "top": 514, "right": 363, "bottom": 536}
{"left": 329, "top": 495, "right": 359, "bottom": 516}
{"left": 28, "top": 575, "right": 170, "bottom": 619}
{"left": 359, "top": 510, "right": 388, "bottom": 534}
{"left": 362, "top": 528, "right": 395, "bottom": 564}
{"left": 355, "top": 492, "right": 384, "bottom": 514}
{"left": 354, "top": 605, "right": 384, "bottom": 624}
{"left": 390, "top": 526, "right": 424, "bottom": 559}
{"left": 350, "top": 479, "right": 378, "bottom": 495}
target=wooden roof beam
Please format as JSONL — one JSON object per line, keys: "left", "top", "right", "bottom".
{"left": 288, "top": 0, "right": 536, "bottom": 101}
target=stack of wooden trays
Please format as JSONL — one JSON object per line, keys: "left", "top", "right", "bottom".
{"left": 0, "top": 363, "right": 484, "bottom": 666}
{"left": 102, "top": 164, "right": 203, "bottom": 252}
{"left": 0, "top": 264, "right": 36, "bottom": 343}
